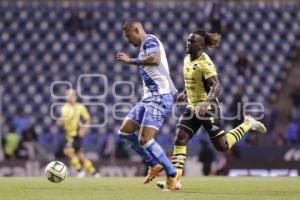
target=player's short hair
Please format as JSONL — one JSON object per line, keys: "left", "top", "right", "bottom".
{"left": 193, "top": 29, "right": 221, "bottom": 48}
{"left": 122, "top": 19, "right": 142, "bottom": 31}
{"left": 66, "top": 89, "right": 76, "bottom": 97}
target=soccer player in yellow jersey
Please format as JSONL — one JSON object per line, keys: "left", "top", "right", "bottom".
{"left": 57, "top": 89, "right": 99, "bottom": 177}
{"left": 157, "top": 30, "right": 267, "bottom": 190}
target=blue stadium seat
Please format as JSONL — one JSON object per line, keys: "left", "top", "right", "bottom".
{"left": 1, "top": 1, "right": 299, "bottom": 153}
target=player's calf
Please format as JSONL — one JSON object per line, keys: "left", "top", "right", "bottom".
{"left": 212, "top": 137, "right": 230, "bottom": 152}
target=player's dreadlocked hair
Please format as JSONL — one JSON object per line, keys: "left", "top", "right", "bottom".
{"left": 193, "top": 30, "right": 221, "bottom": 48}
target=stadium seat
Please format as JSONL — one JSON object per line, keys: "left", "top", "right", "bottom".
{"left": 1, "top": 1, "right": 299, "bottom": 152}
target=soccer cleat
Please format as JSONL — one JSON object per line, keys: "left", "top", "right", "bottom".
{"left": 157, "top": 181, "right": 183, "bottom": 190}
{"left": 157, "top": 169, "right": 183, "bottom": 190}
{"left": 143, "top": 164, "right": 163, "bottom": 184}
{"left": 93, "top": 172, "right": 101, "bottom": 178}
{"left": 245, "top": 115, "right": 267, "bottom": 134}
{"left": 77, "top": 170, "right": 86, "bottom": 178}
{"left": 162, "top": 176, "right": 177, "bottom": 191}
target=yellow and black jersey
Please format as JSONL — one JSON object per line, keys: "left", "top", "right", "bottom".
{"left": 183, "top": 52, "right": 218, "bottom": 109}
{"left": 60, "top": 103, "right": 90, "bottom": 140}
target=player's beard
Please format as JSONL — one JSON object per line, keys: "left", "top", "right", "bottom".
{"left": 132, "top": 41, "right": 139, "bottom": 47}
{"left": 186, "top": 48, "right": 192, "bottom": 54}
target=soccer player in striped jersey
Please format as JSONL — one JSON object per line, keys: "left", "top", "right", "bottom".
{"left": 157, "top": 30, "right": 266, "bottom": 190}
{"left": 57, "top": 89, "right": 99, "bottom": 177}
{"left": 116, "top": 19, "right": 178, "bottom": 188}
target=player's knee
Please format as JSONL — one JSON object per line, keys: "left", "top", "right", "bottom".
{"left": 174, "top": 129, "right": 191, "bottom": 146}
{"left": 138, "top": 135, "right": 150, "bottom": 146}
{"left": 119, "top": 122, "right": 131, "bottom": 134}
{"left": 138, "top": 126, "right": 157, "bottom": 146}
{"left": 77, "top": 153, "right": 86, "bottom": 162}
{"left": 119, "top": 119, "right": 140, "bottom": 134}
{"left": 64, "top": 148, "right": 74, "bottom": 158}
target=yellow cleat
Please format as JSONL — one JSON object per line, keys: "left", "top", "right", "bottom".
{"left": 143, "top": 164, "right": 163, "bottom": 184}
{"left": 158, "top": 169, "right": 183, "bottom": 191}
{"left": 162, "top": 176, "right": 177, "bottom": 191}
{"left": 157, "top": 181, "right": 183, "bottom": 190}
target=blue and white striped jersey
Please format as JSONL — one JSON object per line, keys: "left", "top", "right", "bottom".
{"left": 138, "top": 34, "right": 178, "bottom": 98}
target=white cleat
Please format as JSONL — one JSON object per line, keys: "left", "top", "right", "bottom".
{"left": 93, "top": 172, "right": 101, "bottom": 178}
{"left": 77, "top": 170, "right": 86, "bottom": 178}
{"left": 244, "top": 115, "right": 267, "bottom": 134}
{"left": 156, "top": 181, "right": 183, "bottom": 190}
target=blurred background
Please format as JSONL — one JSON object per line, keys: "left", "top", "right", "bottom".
{"left": 0, "top": 0, "right": 300, "bottom": 177}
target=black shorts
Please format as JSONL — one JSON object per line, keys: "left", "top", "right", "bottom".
{"left": 64, "top": 136, "right": 83, "bottom": 153}
{"left": 177, "top": 104, "right": 224, "bottom": 139}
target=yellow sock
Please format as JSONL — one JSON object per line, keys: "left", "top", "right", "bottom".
{"left": 83, "top": 160, "right": 96, "bottom": 174}
{"left": 226, "top": 120, "right": 252, "bottom": 148}
{"left": 171, "top": 145, "right": 186, "bottom": 182}
{"left": 70, "top": 156, "right": 82, "bottom": 170}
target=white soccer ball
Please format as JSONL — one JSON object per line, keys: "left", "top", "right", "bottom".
{"left": 45, "top": 161, "right": 68, "bottom": 183}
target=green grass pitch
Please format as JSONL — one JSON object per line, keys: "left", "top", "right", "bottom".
{"left": 0, "top": 177, "right": 300, "bottom": 200}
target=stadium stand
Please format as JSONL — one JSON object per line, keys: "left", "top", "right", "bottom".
{"left": 0, "top": 0, "right": 299, "bottom": 157}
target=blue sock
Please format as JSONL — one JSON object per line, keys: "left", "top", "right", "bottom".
{"left": 119, "top": 132, "right": 158, "bottom": 167}
{"left": 144, "top": 139, "right": 176, "bottom": 177}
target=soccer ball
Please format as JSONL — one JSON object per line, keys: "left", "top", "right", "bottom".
{"left": 45, "top": 161, "right": 68, "bottom": 183}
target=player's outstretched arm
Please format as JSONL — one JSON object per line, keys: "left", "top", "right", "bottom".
{"left": 116, "top": 52, "right": 160, "bottom": 66}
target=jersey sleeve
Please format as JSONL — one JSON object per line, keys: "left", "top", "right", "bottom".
{"left": 142, "top": 37, "right": 160, "bottom": 55}
{"left": 80, "top": 104, "right": 90, "bottom": 121}
{"left": 202, "top": 60, "right": 217, "bottom": 80}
